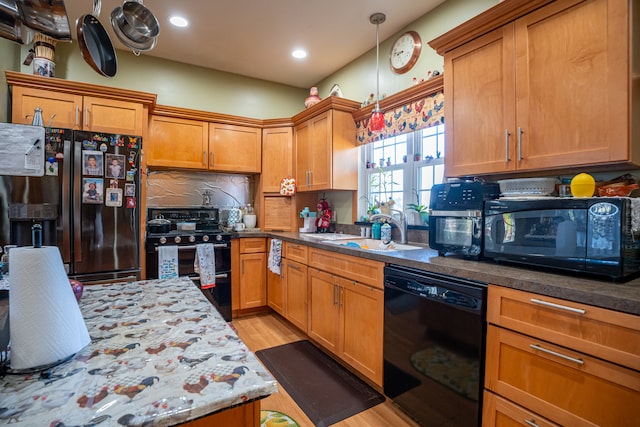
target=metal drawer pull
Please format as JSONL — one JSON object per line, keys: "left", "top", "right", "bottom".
{"left": 529, "top": 344, "right": 584, "bottom": 365}
{"left": 155, "top": 244, "right": 228, "bottom": 251}
{"left": 504, "top": 129, "right": 510, "bottom": 162}
{"left": 530, "top": 298, "right": 586, "bottom": 314}
{"left": 524, "top": 419, "right": 540, "bottom": 427}
{"left": 517, "top": 127, "right": 523, "bottom": 160}
{"left": 288, "top": 264, "right": 301, "bottom": 271}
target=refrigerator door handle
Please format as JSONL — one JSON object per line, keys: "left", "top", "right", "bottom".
{"left": 61, "top": 139, "right": 72, "bottom": 263}
{"left": 73, "top": 141, "right": 82, "bottom": 263}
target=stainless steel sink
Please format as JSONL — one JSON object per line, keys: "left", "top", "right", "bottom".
{"left": 301, "top": 233, "right": 362, "bottom": 241}
{"left": 319, "top": 238, "right": 423, "bottom": 251}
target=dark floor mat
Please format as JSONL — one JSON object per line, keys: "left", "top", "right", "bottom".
{"left": 256, "top": 340, "right": 385, "bottom": 427}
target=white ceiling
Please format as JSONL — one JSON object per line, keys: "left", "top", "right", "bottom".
{"left": 62, "top": 0, "right": 446, "bottom": 88}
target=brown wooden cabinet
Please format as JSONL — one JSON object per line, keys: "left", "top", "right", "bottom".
{"left": 10, "top": 85, "right": 146, "bottom": 135}
{"left": 261, "top": 127, "right": 293, "bottom": 192}
{"left": 306, "top": 247, "right": 384, "bottom": 386}
{"left": 293, "top": 97, "right": 359, "bottom": 192}
{"left": 430, "top": 0, "right": 635, "bottom": 176}
{"left": 209, "top": 123, "right": 261, "bottom": 173}
{"left": 484, "top": 285, "right": 640, "bottom": 426}
{"left": 232, "top": 238, "right": 267, "bottom": 310}
{"left": 147, "top": 115, "right": 208, "bottom": 168}
{"left": 282, "top": 258, "right": 308, "bottom": 333}
{"left": 266, "top": 239, "right": 285, "bottom": 317}
{"left": 482, "top": 391, "right": 560, "bottom": 427}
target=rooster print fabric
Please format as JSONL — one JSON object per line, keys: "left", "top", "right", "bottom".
{"left": 0, "top": 277, "right": 277, "bottom": 426}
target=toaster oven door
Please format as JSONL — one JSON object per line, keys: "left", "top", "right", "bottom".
{"left": 429, "top": 214, "right": 483, "bottom": 258}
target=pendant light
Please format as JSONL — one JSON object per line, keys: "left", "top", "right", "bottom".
{"left": 369, "top": 12, "right": 386, "bottom": 133}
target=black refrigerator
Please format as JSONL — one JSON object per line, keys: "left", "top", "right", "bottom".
{"left": 1, "top": 127, "right": 141, "bottom": 284}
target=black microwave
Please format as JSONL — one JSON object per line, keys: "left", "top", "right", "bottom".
{"left": 483, "top": 197, "right": 640, "bottom": 280}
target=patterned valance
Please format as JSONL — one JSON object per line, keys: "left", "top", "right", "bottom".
{"left": 356, "top": 91, "right": 444, "bottom": 145}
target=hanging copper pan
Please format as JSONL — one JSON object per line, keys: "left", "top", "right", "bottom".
{"left": 76, "top": 0, "right": 117, "bottom": 77}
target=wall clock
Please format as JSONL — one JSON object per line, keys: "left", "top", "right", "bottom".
{"left": 390, "top": 31, "right": 422, "bottom": 74}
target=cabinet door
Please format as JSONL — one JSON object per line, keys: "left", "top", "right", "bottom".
{"left": 485, "top": 325, "right": 639, "bottom": 427}
{"left": 284, "top": 260, "right": 308, "bottom": 333}
{"left": 209, "top": 123, "right": 261, "bottom": 173}
{"left": 482, "top": 391, "right": 560, "bottom": 427}
{"left": 306, "top": 111, "right": 332, "bottom": 190}
{"left": 262, "top": 197, "right": 294, "bottom": 231}
{"left": 82, "top": 96, "right": 144, "bottom": 135}
{"left": 307, "top": 267, "right": 339, "bottom": 352}
{"left": 444, "top": 25, "right": 516, "bottom": 176}
{"left": 11, "top": 86, "right": 82, "bottom": 129}
{"left": 516, "top": 0, "right": 628, "bottom": 170}
{"left": 239, "top": 253, "right": 266, "bottom": 309}
{"left": 262, "top": 127, "right": 293, "bottom": 192}
{"left": 294, "top": 120, "right": 311, "bottom": 191}
{"left": 339, "top": 277, "right": 383, "bottom": 386}
{"left": 266, "top": 263, "right": 285, "bottom": 317}
{"left": 147, "top": 116, "right": 208, "bottom": 168}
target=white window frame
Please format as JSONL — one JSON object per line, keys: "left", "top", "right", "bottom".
{"left": 358, "top": 125, "right": 445, "bottom": 222}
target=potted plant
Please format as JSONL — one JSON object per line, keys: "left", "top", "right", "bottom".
{"left": 408, "top": 203, "right": 430, "bottom": 225}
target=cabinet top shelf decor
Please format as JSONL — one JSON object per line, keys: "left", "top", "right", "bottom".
{"left": 6, "top": 71, "right": 157, "bottom": 108}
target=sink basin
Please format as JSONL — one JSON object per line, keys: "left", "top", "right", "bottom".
{"left": 320, "top": 238, "right": 423, "bottom": 251}
{"left": 302, "top": 233, "right": 362, "bottom": 241}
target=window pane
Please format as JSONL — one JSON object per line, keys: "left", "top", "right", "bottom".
{"left": 420, "top": 124, "right": 444, "bottom": 160}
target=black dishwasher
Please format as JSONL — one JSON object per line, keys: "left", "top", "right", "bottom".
{"left": 383, "top": 265, "right": 487, "bottom": 426}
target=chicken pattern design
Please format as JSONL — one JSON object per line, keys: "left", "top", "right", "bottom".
{"left": 0, "top": 277, "right": 277, "bottom": 426}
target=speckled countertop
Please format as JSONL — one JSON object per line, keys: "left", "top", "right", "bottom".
{"left": 234, "top": 231, "right": 640, "bottom": 316}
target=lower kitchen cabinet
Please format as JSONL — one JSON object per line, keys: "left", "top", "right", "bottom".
{"left": 233, "top": 238, "right": 267, "bottom": 311}
{"left": 282, "top": 259, "right": 308, "bottom": 333}
{"left": 266, "top": 240, "right": 285, "bottom": 317}
{"left": 307, "top": 248, "right": 384, "bottom": 386}
{"left": 482, "top": 391, "right": 560, "bottom": 427}
{"left": 484, "top": 285, "right": 640, "bottom": 426}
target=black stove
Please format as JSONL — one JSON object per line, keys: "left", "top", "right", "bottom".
{"left": 145, "top": 207, "right": 231, "bottom": 247}
{"left": 145, "top": 207, "right": 232, "bottom": 321}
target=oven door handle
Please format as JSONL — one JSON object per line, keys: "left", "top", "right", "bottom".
{"left": 154, "top": 243, "right": 228, "bottom": 251}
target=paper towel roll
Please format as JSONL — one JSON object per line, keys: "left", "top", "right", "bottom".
{"left": 9, "top": 246, "right": 90, "bottom": 370}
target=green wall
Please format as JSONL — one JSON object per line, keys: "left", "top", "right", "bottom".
{"left": 1, "top": 0, "right": 497, "bottom": 121}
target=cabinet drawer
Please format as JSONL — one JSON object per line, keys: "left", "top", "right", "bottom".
{"left": 239, "top": 237, "right": 266, "bottom": 253}
{"left": 308, "top": 247, "right": 384, "bottom": 288}
{"left": 482, "top": 391, "right": 560, "bottom": 427}
{"left": 487, "top": 286, "right": 640, "bottom": 370}
{"left": 485, "top": 325, "right": 639, "bottom": 427}
{"left": 283, "top": 242, "right": 308, "bottom": 264}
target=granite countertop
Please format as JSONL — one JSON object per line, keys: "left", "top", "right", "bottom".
{"left": 0, "top": 277, "right": 277, "bottom": 426}
{"left": 257, "top": 232, "right": 640, "bottom": 316}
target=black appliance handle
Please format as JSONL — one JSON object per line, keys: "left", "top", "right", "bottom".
{"left": 61, "top": 138, "right": 72, "bottom": 263}
{"left": 73, "top": 140, "right": 82, "bottom": 263}
{"left": 154, "top": 243, "right": 228, "bottom": 251}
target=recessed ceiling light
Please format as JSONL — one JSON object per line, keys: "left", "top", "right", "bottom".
{"left": 291, "top": 49, "right": 307, "bottom": 59}
{"left": 169, "top": 16, "right": 189, "bottom": 27}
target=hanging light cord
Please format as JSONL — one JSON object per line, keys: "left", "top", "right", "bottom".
{"left": 375, "top": 18, "right": 380, "bottom": 111}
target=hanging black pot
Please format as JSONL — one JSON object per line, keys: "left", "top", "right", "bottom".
{"left": 76, "top": 0, "right": 117, "bottom": 77}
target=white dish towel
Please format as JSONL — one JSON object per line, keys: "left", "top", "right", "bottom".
{"left": 158, "top": 245, "right": 179, "bottom": 279}
{"left": 268, "top": 239, "right": 282, "bottom": 275}
{"left": 195, "top": 243, "right": 216, "bottom": 289}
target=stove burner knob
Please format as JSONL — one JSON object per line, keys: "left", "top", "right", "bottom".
{"left": 215, "top": 234, "right": 223, "bottom": 242}
{"left": 189, "top": 235, "right": 196, "bottom": 243}
{"left": 159, "top": 237, "right": 167, "bottom": 244}
{"left": 202, "top": 235, "right": 210, "bottom": 242}
{"left": 174, "top": 236, "right": 182, "bottom": 244}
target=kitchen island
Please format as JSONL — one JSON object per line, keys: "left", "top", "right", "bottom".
{"left": 0, "top": 276, "right": 277, "bottom": 426}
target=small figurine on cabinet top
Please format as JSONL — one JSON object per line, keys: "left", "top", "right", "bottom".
{"left": 305, "top": 87, "right": 322, "bottom": 109}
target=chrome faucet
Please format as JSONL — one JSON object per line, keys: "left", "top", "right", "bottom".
{"left": 369, "top": 209, "right": 408, "bottom": 244}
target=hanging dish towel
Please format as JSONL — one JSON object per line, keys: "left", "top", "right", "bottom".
{"left": 268, "top": 239, "right": 282, "bottom": 275}
{"left": 158, "top": 245, "right": 179, "bottom": 279}
{"left": 194, "top": 243, "right": 216, "bottom": 289}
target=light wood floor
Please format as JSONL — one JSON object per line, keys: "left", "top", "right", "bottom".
{"left": 233, "top": 313, "right": 420, "bottom": 427}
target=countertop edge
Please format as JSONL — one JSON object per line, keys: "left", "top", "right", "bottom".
{"left": 233, "top": 231, "right": 640, "bottom": 316}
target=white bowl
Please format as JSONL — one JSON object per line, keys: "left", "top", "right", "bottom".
{"left": 242, "top": 214, "right": 256, "bottom": 229}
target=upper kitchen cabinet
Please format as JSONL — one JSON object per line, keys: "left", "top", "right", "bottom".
{"left": 209, "top": 123, "right": 261, "bottom": 173}
{"left": 262, "top": 126, "right": 293, "bottom": 192}
{"left": 144, "top": 105, "right": 262, "bottom": 173}
{"left": 429, "top": 0, "right": 637, "bottom": 177}
{"left": 147, "top": 114, "right": 209, "bottom": 169}
{"left": 7, "top": 71, "right": 155, "bottom": 136}
{"left": 293, "top": 97, "right": 360, "bottom": 192}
